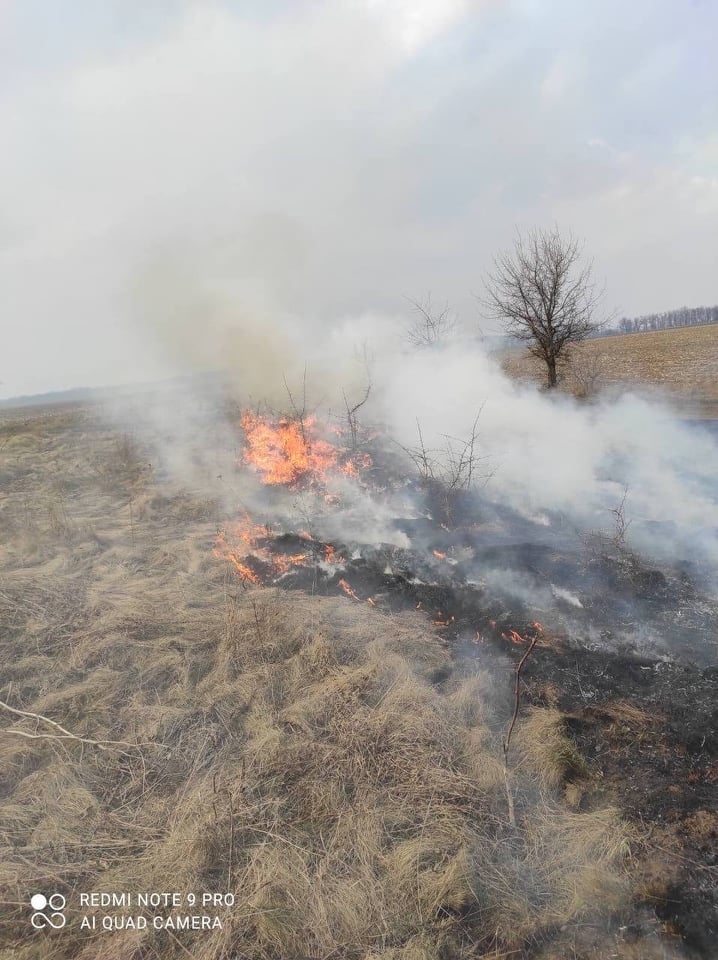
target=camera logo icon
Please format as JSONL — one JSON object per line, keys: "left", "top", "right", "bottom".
{"left": 30, "top": 893, "right": 67, "bottom": 929}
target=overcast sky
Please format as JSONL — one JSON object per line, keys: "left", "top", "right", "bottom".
{"left": 1, "top": 0, "right": 716, "bottom": 398}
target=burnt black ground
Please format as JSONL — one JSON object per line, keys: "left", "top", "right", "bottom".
{"left": 525, "top": 647, "right": 718, "bottom": 957}
{"left": 264, "top": 524, "right": 718, "bottom": 958}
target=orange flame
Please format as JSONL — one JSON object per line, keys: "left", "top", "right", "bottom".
{"left": 341, "top": 452, "right": 373, "bottom": 477}
{"left": 214, "top": 514, "right": 314, "bottom": 584}
{"left": 432, "top": 613, "right": 456, "bottom": 627}
{"left": 240, "top": 412, "right": 372, "bottom": 487}
{"left": 324, "top": 544, "right": 341, "bottom": 564}
{"left": 501, "top": 629, "right": 526, "bottom": 645}
{"left": 432, "top": 550, "right": 447, "bottom": 560}
{"left": 271, "top": 552, "right": 309, "bottom": 575}
{"left": 241, "top": 411, "right": 338, "bottom": 485}
{"left": 213, "top": 529, "right": 262, "bottom": 584}
{"left": 338, "top": 578, "right": 360, "bottom": 600}
{"left": 338, "top": 578, "right": 375, "bottom": 605}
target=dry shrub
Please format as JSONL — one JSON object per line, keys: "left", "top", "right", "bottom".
{"left": 563, "top": 345, "right": 607, "bottom": 399}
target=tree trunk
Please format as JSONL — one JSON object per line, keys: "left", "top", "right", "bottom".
{"left": 546, "top": 356, "right": 557, "bottom": 389}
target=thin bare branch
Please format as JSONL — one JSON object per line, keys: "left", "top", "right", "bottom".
{"left": 404, "top": 294, "right": 457, "bottom": 348}
{"left": 0, "top": 698, "right": 159, "bottom": 753}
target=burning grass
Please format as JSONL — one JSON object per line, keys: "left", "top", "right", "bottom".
{"left": 240, "top": 409, "right": 372, "bottom": 486}
{"left": 0, "top": 406, "right": 639, "bottom": 959}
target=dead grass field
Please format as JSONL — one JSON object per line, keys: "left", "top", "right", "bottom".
{"left": 0, "top": 406, "right": 650, "bottom": 959}
{"left": 500, "top": 324, "right": 718, "bottom": 415}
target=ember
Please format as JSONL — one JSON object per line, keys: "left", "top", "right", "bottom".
{"left": 432, "top": 613, "right": 456, "bottom": 627}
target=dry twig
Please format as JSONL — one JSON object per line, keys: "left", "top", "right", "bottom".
{"left": 502, "top": 630, "right": 540, "bottom": 826}
{"left": 0, "top": 697, "right": 159, "bottom": 753}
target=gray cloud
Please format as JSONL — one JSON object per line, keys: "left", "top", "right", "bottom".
{"left": 1, "top": 0, "right": 716, "bottom": 397}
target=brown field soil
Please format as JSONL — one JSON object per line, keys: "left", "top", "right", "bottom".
{"left": 500, "top": 324, "right": 718, "bottom": 416}
{"left": 0, "top": 404, "right": 713, "bottom": 959}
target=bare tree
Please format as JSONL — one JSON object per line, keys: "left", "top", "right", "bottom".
{"left": 404, "top": 294, "right": 457, "bottom": 349}
{"left": 481, "top": 227, "right": 605, "bottom": 388}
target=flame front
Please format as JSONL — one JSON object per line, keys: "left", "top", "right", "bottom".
{"left": 241, "top": 411, "right": 339, "bottom": 485}
{"left": 213, "top": 527, "right": 262, "bottom": 583}
{"left": 213, "top": 513, "right": 310, "bottom": 583}
{"left": 240, "top": 411, "right": 373, "bottom": 488}
{"left": 338, "top": 579, "right": 375, "bottom": 605}
{"left": 215, "top": 411, "right": 375, "bottom": 589}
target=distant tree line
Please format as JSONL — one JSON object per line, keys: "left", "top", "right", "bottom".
{"left": 594, "top": 304, "right": 718, "bottom": 337}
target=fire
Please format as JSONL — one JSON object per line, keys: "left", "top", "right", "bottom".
{"left": 499, "top": 624, "right": 543, "bottom": 645}
{"left": 432, "top": 550, "right": 447, "bottom": 560}
{"left": 338, "top": 578, "right": 359, "bottom": 600}
{"left": 432, "top": 613, "right": 456, "bottom": 627}
{"left": 213, "top": 530, "right": 262, "bottom": 584}
{"left": 338, "top": 578, "right": 375, "bottom": 605}
{"left": 214, "top": 514, "right": 311, "bottom": 584}
{"left": 271, "top": 552, "right": 309, "bottom": 575}
{"left": 240, "top": 411, "right": 372, "bottom": 488}
{"left": 323, "top": 544, "right": 341, "bottom": 564}
{"left": 341, "top": 452, "right": 373, "bottom": 477}
{"left": 241, "top": 411, "right": 338, "bottom": 485}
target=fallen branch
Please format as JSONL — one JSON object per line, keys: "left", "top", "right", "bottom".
{"left": 0, "top": 698, "right": 159, "bottom": 753}
{"left": 502, "top": 629, "right": 540, "bottom": 827}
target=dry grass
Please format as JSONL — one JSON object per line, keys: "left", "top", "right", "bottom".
{"left": 501, "top": 324, "right": 718, "bottom": 414}
{"left": 0, "top": 406, "right": 634, "bottom": 959}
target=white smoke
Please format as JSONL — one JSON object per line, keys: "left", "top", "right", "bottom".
{"left": 371, "top": 334, "right": 718, "bottom": 578}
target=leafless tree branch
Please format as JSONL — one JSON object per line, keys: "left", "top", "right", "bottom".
{"left": 0, "top": 697, "right": 159, "bottom": 754}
